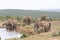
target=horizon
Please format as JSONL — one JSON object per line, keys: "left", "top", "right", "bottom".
{"left": 0, "top": 9, "right": 60, "bottom": 12}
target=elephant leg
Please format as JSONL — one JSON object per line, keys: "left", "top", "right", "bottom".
{"left": 9, "top": 26, "right": 13, "bottom": 31}
{"left": 6, "top": 26, "right": 9, "bottom": 30}
{"left": 38, "top": 27, "right": 45, "bottom": 33}
{"left": 42, "top": 27, "right": 45, "bottom": 32}
{"left": 9, "top": 27, "right": 11, "bottom": 31}
{"left": 46, "top": 28, "right": 49, "bottom": 32}
{"left": 37, "top": 27, "right": 41, "bottom": 33}
{"left": 34, "top": 26, "right": 39, "bottom": 33}
{"left": 13, "top": 26, "right": 16, "bottom": 30}
{"left": 34, "top": 27, "right": 38, "bottom": 32}
{"left": 44, "top": 28, "right": 48, "bottom": 32}
{"left": 49, "top": 23, "right": 51, "bottom": 31}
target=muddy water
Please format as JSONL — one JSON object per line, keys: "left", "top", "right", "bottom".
{"left": 0, "top": 28, "right": 22, "bottom": 40}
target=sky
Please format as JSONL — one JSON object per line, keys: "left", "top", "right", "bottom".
{"left": 0, "top": 0, "right": 60, "bottom": 10}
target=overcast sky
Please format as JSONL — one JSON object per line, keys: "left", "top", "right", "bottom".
{"left": 0, "top": 0, "right": 60, "bottom": 10}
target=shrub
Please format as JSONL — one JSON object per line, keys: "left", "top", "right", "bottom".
{"left": 32, "top": 19, "right": 35, "bottom": 23}
{"left": 6, "top": 15, "right": 12, "bottom": 20}
{"left": 52, "top": 31, "right": 60, "bottom": 37}
{"left": 52, "top": 33, "right": 58, "bottom": 37}
{"left": 58, "top": 30, "right": 60, "bottom": 36}
{"left": 22, "top": 23, "right": 26, "bottom": 26}
{"left": 17, "top": 23, "right": 21, "bottom": 26}
{"left": 21, "top": 33, "right": 27, "bottom": 38}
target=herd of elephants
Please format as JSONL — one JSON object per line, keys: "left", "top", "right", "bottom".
{"left": 2, "top": 15, "right": 51, "bottom": 33}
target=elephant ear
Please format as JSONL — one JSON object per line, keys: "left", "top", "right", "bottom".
{"left": 2, "top": 23, "right": 6, "bottom": 26}
{"left": 3, "top": 22, "right": 9, "bottom": 26}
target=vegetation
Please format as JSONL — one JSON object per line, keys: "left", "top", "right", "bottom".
{"left": 0, "top": 15, "right": 59, "bottom": 21}
{"left": 52, "top": 30, "right": 60, "bottom": 37}
{"left": 0, "top": 9, "right": 60, "bottom": 19}
{"left": 21, "top": 33, "right": 27, "bottom": 38}
{"left": 0, "top": 9, "right": 60, "bottom": 21}
{"left": 22, "top": 23, "right": 26, "bottom": 26}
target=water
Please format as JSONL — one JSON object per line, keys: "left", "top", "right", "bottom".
{"left": 0, "top": 28, "right": 22, "bottom": 40}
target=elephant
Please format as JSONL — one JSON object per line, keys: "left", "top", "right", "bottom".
{"left": 40, "top": 15, "right": 51, "bottom": 32}
{"left": 40, "top": 15, "right": 47, "bottom": 21}
{"left": 41, "top": 21, "right": 51, "bottom": 32}
{"left": 2, "top": 22, "right": 13, "bottom": 30}
{"left": 23, "top": 16, "right": 32, "bottom": 25}
{"left": 34, "top": 20, "right": 45, "bottom": 33}
{"left": 34, "top": 20, "right": 51, "bottom": 33}
{"left": 2, "top": 21, "right": 17, "bottom": 31}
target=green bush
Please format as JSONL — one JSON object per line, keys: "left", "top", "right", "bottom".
{"left": 21, "top": 33, "right": 27, "bottom": 38}
{"left": 58, "top": 31, "right": 60, "bottom": 36}
{"left": 22, "top": 23, "right": 26, "bottom": 26}
{"left": 52, "top": 33, "right": 58, "bottom": 37}
{"left": 52, "top": 31, "right": 60, "bottom": 37}
{"left": 17, "top": 23, "right": 21, "bottom": 26}
{"left": 32, "top": 18, "right": 36, "bottom": 23}
{"left": 6, "top": 15, "right": 12, "bottom": 20}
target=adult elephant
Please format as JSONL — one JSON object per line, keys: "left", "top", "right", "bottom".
{"left": 34, "top": 20, "right": 45, "bottom": 33}
{"left": 41, "top": 21, "right": 51, "bottom": 32}
{"left": 2, "top": 22, "right": 13, "bottom": 31}
{"left": 40, "top": 15, "right": 51, "bottom": 32}
{"left": 2, "top": 21, "right": 17, "bottom": 31}
{"left": 23, "top": 16, "right": 32, "bottom": 25}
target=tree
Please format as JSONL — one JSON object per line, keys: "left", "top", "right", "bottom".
{"left": 6, "top": 15, "right": 12, "bottom": 20}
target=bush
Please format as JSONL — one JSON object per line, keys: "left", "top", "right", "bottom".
{"left": 58, "top": 31, "right": 60, "bottom": 36}
{"left": 6, "top": 15, "right": 12, "bottom": 20}
{"left": 52, "top": 31, "right": 60, "bottom": 37}
{"left": 32, "top": 18, "right": 36, "bottom": 23}
{"left": 17, "top": 23, "right": 21, "bottom": 26}
{"left": 52, "top": 31, "right": 58, "bottom": 37}
{"left": 22, "top": 23, "right": 26, "bottom": 26}
{"left": 21, "top": 33, "right": 27, "bottom": 38}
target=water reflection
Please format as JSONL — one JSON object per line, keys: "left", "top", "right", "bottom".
{"left": 0, "top": 28, "right": 22, "bottom": 40}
